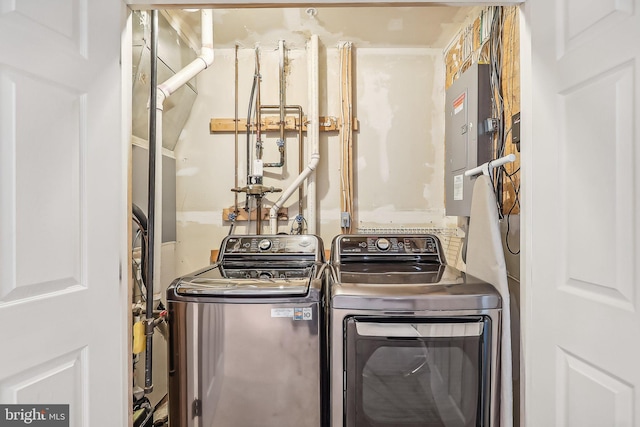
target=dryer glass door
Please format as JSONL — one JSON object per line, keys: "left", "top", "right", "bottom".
{"left": 345, "top": 316, "right": 491, "bottom": 427}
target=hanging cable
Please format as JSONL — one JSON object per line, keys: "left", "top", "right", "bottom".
{"left": 132, "top": 203, "right": 148, "bottom": 289}
{"left": 503, "top": 165, "right": 521, "bottom": 254}
{"left": 487, "top": 6, "right": 510, "bottom": 213}
{"left": 132, "top": 204, "right": 149, "bottom": 303}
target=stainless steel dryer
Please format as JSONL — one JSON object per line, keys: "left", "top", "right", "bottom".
{"left": 328, "top": 234, "right": 502, "bottom": 427}
{"left": 167, "top": 234, "right": 326, "bottom": 427}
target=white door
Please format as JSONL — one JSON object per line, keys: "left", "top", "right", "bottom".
{"left": 524, "top": 0, "right": 640, "bottom": 425}
{"left": 0, "top": 1, "right": 128, "bottom": 426}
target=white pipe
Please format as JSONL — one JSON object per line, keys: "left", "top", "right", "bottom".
{"left": 158, "top": 10, "right": 214, "bottom": 100}
{"left": 464, "top": 153, "right": 516, "bottom": 177}
{"left": 307, "top": 34, "right": 319, "bottom": 234}
{"left": 269, "top": 153, "right": 320, "bottom": 231}
{"left": 151, "top": 9, "right": 214, "bottom": 290}
{"left": 158, "top": 62, "right": 204, "bottom": 100}
{"left": 151, "top": 109, "right": 163, "bottom": 302}
{"left": 269, "top": 34, "right": 319, "bottom": 234}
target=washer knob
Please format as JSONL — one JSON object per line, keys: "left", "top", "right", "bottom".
{"left": 376, "top": 238, "right": 391, "bottom": 251}
{"left": 258, "top": 239, "right": 272, "bottom": 251}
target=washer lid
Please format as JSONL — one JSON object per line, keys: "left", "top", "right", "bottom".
{"left": 173, "top": 264, "right": 312, "bottom": 296}
{"left": 175, "top": 278, "right": 311, "bottom": 296}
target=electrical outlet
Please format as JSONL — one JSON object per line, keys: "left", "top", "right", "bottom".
{"left": 340, "top": 212, "right": 351, "bottom": 228}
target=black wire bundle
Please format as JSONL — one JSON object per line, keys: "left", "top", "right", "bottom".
{"left": 487, "top": 7, "right": 521, "bottom": 255}
{"left": 132, "top": 203, "right": 149, "bottom": 292}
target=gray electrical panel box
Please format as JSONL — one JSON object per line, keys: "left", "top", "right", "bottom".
{"left": 445, "top": 63, "right": 492, "bottom": 216}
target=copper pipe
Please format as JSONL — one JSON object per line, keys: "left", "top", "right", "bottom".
{"left": 259, "top": 105, "right": 303, "bottom": 212}
{"left": 263, "top": 40, "right": 286, "bottom": 168}
{"left": 297, "top": 108, "right": 303, "bottom": 214}
{"left": 279, "top": 40, "right": 285, "bottom": 147}
{"left": 256, "top": 196, "right": 262, "bottom": 235}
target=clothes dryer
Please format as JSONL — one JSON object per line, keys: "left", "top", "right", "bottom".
{"left": 328, "top": 234, "right": 502, "bottom": 427}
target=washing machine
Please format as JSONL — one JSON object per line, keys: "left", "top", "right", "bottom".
{"left": 328, "top": 234, "right": 502, "bottom": 427}
{"left": 167, "top": 234, "right": 326, "bottom": 427}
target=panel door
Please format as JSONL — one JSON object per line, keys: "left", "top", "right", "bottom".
{"left": 525, "top": 0, "right": 640, "bottom": 425}
{"left": 0, "top": 1, "right": 127, "bottom": 425}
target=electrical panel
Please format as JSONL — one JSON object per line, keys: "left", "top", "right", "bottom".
{"left": 445, "top": 63, "right": 493, "bottom": 216}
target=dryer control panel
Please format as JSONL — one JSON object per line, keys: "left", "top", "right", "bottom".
{"left": 336, "top": 235, "right": 442, "bottom": 258}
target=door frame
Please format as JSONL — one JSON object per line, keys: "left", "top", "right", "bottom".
{"left": 122, "top": 5, "right": 134, "bottom": 426}
{"left": 518, "top": 4, "right": 531, "bottom": 426}
{"left": 119, "top": 2, "right": 531, "bottom": 426}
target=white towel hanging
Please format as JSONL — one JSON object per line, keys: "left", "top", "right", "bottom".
{"left": 466, "top": 175, "right": 514, "bottom": 427}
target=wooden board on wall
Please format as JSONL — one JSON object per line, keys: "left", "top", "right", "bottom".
{"left": 221, "top": 206, "right": 288, "bottom": 222}
{"left": 210, "top": 116, "right": 358, "bottom": 133}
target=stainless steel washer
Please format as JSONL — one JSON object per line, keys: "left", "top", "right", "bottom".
{"left": 167, "top": 234, "right": 326, "bottom": 427}
{"left": 328, "top": 234, "right": 502, "bottom": 427}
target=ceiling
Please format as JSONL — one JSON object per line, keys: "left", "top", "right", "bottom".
{"left": 170, "top": 6, "right": 479, "bottom": 50}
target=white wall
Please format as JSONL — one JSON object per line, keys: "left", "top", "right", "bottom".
{"left": 353, "top": 48, "right": 451, "bottom": 229}
{"left": 174, "top": 42, "right": 453, "bottom": 276}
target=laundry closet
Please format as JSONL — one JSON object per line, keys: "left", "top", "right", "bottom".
{"left": 129, "top": 5, "right": 521, "bottom": 426}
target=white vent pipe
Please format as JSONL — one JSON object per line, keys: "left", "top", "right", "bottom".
{"left": 269, "top": 34, "right": 319, "bottom": 234}
{"left": 306, "top": 34, "right": 319, "bottom": 234}
{"left": 150, "top": 9, "right": 214, "bottom": 289}
{"left": 157, "top": 10, "right": 214, "bottom": 101}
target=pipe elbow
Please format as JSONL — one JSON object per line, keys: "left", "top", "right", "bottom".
{"left": 155, "top": 90, "right": 167, "bottom": 111}
{"left": 309, "top": 153, "right": 320, "bottom": 169}
{"left": 269, "top": 202, "right": 281, "bottom": 219}
{"left": 200, "top": 47, "right": 215, "bottom": 68}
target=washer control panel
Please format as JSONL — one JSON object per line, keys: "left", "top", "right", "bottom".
{"left": 223, "top": 267, "right": 312, "bottom": 279}
{"left": 337, "top": 235, "right": 440, "bottom": 256}
{"left": 222, "top": 235, "right": 319, "bottom": 255}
